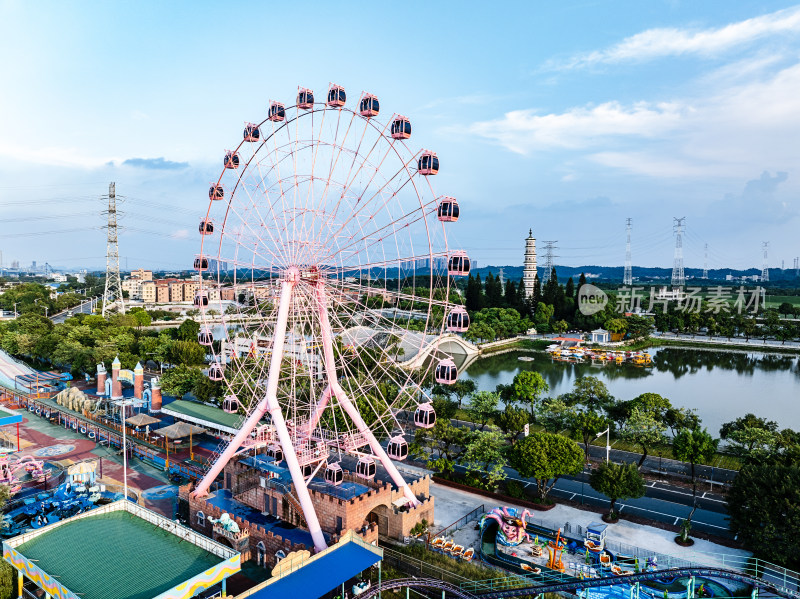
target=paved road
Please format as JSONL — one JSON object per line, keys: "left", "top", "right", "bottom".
{"left": 651, "top": 331, "right": 800, "bottom": 350}
{"left": 439, "top": 461, "right": 733, "bottom": 538}
{"left": 50, "top": 297, "right": 98, "bottom": 323}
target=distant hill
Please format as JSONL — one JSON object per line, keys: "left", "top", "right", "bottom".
{"left": 472, "top": 265, "right": 800, "bottom": 287}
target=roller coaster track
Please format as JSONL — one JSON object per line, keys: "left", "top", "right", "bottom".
{"left": 356, "top": 578, "right": 475, "bottom": 599}
{"left": 357, "top": 567, "right": 800, "bottom": 599}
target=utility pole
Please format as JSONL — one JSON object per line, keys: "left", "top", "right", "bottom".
{"left": 671, "top": 217, "right": 685, "bottom": 288}
{"left": 102, "top": 182, "right": 125, "bottom": 316}
{"left": 761, "top": 242, "right": 769, "bottom": 283}
{"left": 541, "top": 241, "right": 558, "bottom": 284}
{"left": 623, "top": 218, "right": 632, "bottom": 286}
{"left": 702, "top": 243, "right": 709, "bottom": 279}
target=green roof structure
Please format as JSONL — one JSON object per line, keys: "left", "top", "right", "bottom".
{"left": 160, "top": 399, "right": 244, "bottom": 434}
{"left": 3, "top": 500, "right": 240, "bottom": 599}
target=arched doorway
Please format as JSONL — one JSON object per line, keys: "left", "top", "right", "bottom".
{"left": 365, "top": 504, "right": 390, "bottom": 537}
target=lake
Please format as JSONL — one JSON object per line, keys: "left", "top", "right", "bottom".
{"left": 463, "top": 347, "right": 800, "bottom": 435}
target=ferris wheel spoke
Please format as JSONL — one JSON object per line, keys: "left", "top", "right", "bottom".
{"left": 318, "top": 198, "right": 440, "bottom": 267}
{"left": 319, "top": 149, "right": 422, "bottom": 256}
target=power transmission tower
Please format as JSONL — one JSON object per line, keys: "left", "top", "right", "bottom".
{"left": 761, "top": 242, "right": 769, "bottom": 282}
{"left": 541, "top": 241, "right": 558, "bottom": 284}
{"left": 702, "top": 243, "right": 708, "bottom": 279}
{"left": 671, "top": 217, "right": 685, "bottom": 287}
{"left": 623, "top": 218, "right": 633, "bottom": 286}
{"left": 498, "top": 267, "right": 505, "bottom": 287}
{"left": 794, "top": 257, "right": 799, "bottom": 277}
{"left": 102, "top": 182, "right": 125, "bottom": 317}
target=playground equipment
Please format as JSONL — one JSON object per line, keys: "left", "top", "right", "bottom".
{"left": 547, "top": 528, "right": 567, "bottom": 572}
{"left": 190, "top": 83, "right": 467, "bottom": 553}
{"left": 480, "top": 507, "right": 531, "bottom": 546}
{"left": 0, "top": 455, "right": 49, "bottom": 494}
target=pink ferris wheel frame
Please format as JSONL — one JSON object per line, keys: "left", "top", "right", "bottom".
{"left": 190, "top": 85, "right": 469, "bottom": 553}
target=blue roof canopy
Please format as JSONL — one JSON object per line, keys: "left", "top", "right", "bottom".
{"left": 248, "top": 537, "right": 381, "bottom": 599}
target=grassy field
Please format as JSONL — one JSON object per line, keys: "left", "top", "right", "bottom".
{"left": 764, "top": 295, "right": 800, "bottom": 308}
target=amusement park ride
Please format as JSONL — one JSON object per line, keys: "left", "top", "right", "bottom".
{"left": 189, "top": 83, "right": 470, "bottom": 552}
{"left": 0, "top": 455, "right": 49, "bottom": 494}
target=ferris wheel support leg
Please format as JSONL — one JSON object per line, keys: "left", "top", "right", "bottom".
{"left": 307, "top": 385, "right": 333, "bottom": 433}
{"left": 193, "top": 275, "right": 328, "bottom": 552}
{"left": 315, "top": 283, "right": 420, "bottom": 507}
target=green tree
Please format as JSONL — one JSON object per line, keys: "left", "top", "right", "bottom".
{"left": 463, "top": 430, "right": 508, "bottom": 491}
{"left": 624, "top": 314, "right": 653, "bottom": 340}
{"left": 727, "top": 460, "right": 800, "bottom": 569}
{"left": 664, "top": 407, "right": 701, "bottom": 437}
{"left": 720, "top": 413, "right": 779, "bottom": 458}
{"left": 569, "top": 376, "right": 614, "bottom": 412}
{"left": 553, "top": 319, "right": 569, "bottom": 334}
{"left": 496, "top": 404, "right": 529, "bottom": 444}
{"left": 176, "top": 319, "right": 201, "bottom": 342}
{"left": 570, "top": 410, "right": 611, "bottom": 463}
{"left": 427, "top": 419, "right": 472, "bottom": 463}
{"left": 673, "top": 428, "right": 718, "bottom": 501}
{"left": 604, "top": 318, "right": 627, "bottom": 335}
{"left": 159, "top": 365, "right": 205, "bottom": 397}
{"left": 533, "top": 302, "right": 554, "bottom": 327}
{"left": 169, "top": 340, "right": 206, "bottom": 365}
{"left": 129, "top": 308, "right": 152, "bottom": 327}
{"left": 589, "top": 461, "right": 645, "bottom": 519}
{"left": 444, "top": 379, "right": 477, "bottom": 408}
{"left": 193, "top": 376, "right": 224, "bottom": 405}
{"left": 466, "top": 391, "right": 499, "bottom": 430}
{"left": 509, "top": 432, "right": 584, "bottom": 500}
{"left": 620, "top": 406, "right": 667, "bottom": 469}
{"left": 511, "top": 371, "right": 549, "bottom": 416}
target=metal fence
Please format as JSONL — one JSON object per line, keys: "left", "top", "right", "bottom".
{"left": 561, "top": 522, "right": 800, "bottom": 595}
{"left": 436, "top": 504, "right": 486, "bottom": 537}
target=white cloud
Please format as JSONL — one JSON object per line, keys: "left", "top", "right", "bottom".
{"left": 466, "top": 101, "right": 685, "bottom": 154}
{"left": 170, "top": 229, "right": 189, "bottom": 240}
{"left": 0, "top": 142, "right": 117, "bottom": 169}
{"left": 468, "top": 60, "right": 800, "bottom": 179}
{"left": 550, "top": 5, "right": 800, "bottom": 69}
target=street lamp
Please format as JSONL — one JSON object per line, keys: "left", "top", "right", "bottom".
{"left": 595, "top": 427, "right": 611, "bottom": 463}
{"left": 13, "top": 303, "right": 17, "bottom": 318}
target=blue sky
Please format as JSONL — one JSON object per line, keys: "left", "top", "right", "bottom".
{"left": 1, "top": 1, "right": 799, "bottom": 272}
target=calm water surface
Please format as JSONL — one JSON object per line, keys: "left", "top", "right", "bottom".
{"left": 464, "top": 347, "right": 800, "bottom": 434}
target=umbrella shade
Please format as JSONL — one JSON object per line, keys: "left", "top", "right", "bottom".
{"left": 125, "top": 413, "right": 162, "bottom": 427}
{"left": 155, "top": 422, "right": 206, "bottom": 440}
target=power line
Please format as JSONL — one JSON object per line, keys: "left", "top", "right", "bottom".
{"left": 102, "top": 182, "right": 125, "bottom": 316}
{"left": 671, "top": 217, "right": 685, "bottom": 287}
{"left": 541, "top": 241, "right": 558, "bottom": 284}
{"left": 623, "top": 218, "right": 632, "bottom": 286}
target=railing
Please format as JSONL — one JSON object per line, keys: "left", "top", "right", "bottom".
{"left": 435, "top": 504, "right": 485, "bottom": 538}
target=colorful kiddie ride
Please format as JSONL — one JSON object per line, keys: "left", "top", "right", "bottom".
{"left": 480, "top": 507, "right": 531, "bottom": 546}
{"left": 584, "top": 522, "right": 608, "bottom": 553}
{"left": 547, "top": 528, "right": 567, "bottom": 572}
{"left": 0, "top": 455, "right": 50, "bottom": 495}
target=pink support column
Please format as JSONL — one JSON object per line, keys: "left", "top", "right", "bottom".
{"left": 192, "top": 272, "right": 327, "bottom": 552}
{"left": 111, "top": 356, "right": 122, "bottom": 399}
{"left": 133, "top": 363, "right": 144, "bottom": 400}
{"left": 314, "top": 281, "right": 419, "bottom": 506}
{"left": 150, "top": 380, "right": 162, "bottom": 412}
{"left": 96, "top": 364, "right": 107, "bottom": 395}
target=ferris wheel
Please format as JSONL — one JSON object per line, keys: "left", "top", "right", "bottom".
{"left": 190, "top": 83, "right": 471, "bottom": 552}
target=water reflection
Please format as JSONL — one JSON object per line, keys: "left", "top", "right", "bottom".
{"left": 464, "top": 347, "right": 800, "bottom": 434}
